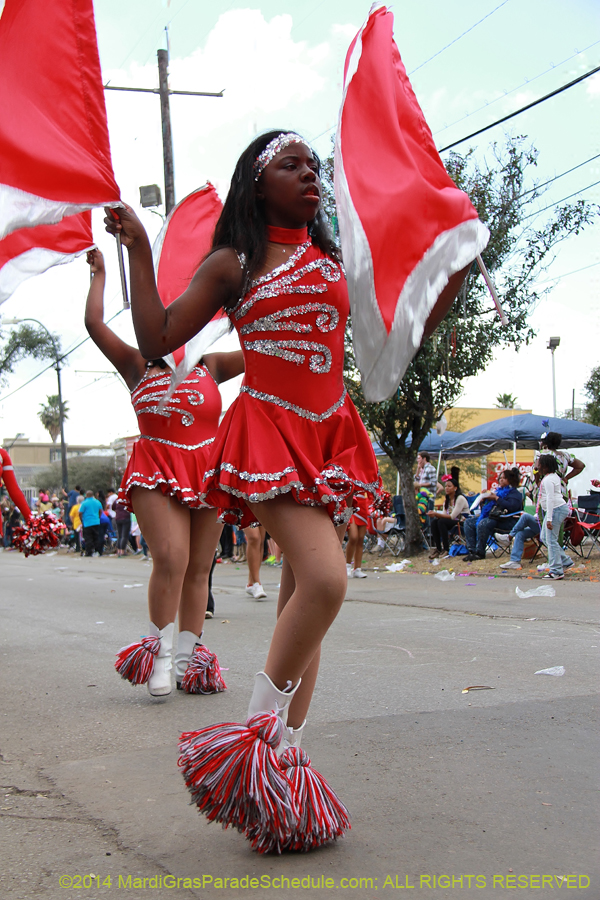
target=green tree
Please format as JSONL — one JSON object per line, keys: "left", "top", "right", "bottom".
{"left": 35, "top": 456, "right": 121, "bottom": 496}
{"left": 583, "top": 366, "right": 600, "bottom": 426}
{"left": 0, "top": 323, "right": 59, "bottom": 387}
{"left": 495, "top": 393, "right": 518, "bottom": 409}
{"left": 38, "top": 394, "right": 69, "bottom": 443}
{"left": 324, "top": 136, "right": 597, "bottom": 553}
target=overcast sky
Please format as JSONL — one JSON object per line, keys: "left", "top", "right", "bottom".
{"left": 1, "top": 0, "right": 599, "bottom": 447}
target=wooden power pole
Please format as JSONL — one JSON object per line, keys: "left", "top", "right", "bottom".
{"left": 104, "top": 52, "right": 223, "bottom": 214}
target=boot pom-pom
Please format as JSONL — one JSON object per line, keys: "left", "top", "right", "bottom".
{"left": 178, "top": 711, "right": 298, "bottom": 847}
{"left": 115, "top": 635, "right": 160, "bottom": 685}
{"left": 278, "top": 746, "right": 351, "bottom": 851}
{"left": 182, "top": 645, "right": 227, "bottom": 694}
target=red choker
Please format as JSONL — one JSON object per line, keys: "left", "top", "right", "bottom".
{"left": 267, "top": 224, "right": 309, "bottom": 244}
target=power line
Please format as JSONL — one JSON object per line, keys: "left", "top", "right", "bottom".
{"left": 520, "top": 152, "right": 600, "bottom": 198}
{"left": 409, "top": 0, "right": 511, "bottom": 75}
{"left": 0, "top": 309, "right": 125, "bottom": 404}
{"left": 522, "top": 179, "right": 600, "bottom": 219}
{"left": 537, "top": 259, "right": 600, "bottom": 285}
{"left": 433, "top": 39, "right": 600, "bottom": 138}
{"left": 439, "top": 63, "right": 600, "bottom": 152}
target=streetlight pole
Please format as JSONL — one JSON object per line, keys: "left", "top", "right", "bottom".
{"left": 3, "top": 318, "right": 68, "bottom": 491}
{"left": 547, "top": 336, "right": 561, "bottom": 418}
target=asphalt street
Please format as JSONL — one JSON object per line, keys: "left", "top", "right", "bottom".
{"left": 1, "top": 549, "right": 598, "bottom": 899}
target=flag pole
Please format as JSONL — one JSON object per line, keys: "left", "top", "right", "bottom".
{"left": 476, "top": 254, "right": 506, "bottom": 325}
{"left": 115, "top": 233, "right": 130, "bottom": 309}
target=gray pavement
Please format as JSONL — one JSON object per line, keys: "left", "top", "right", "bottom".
{"left": 1, "top": 549, "right": 598, "bottom": 899}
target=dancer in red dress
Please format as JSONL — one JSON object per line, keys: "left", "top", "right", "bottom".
{"left": 0, "top": 448, "right": 32, "bottom": 527}
{"left": 84, "top": 250, "right": 243, "bottom": 697}
{"left": 105, "top": 131, "right": 380, "bottom": 852}
{"left": 345, "top": 490, "right": 369, "bottom": 579}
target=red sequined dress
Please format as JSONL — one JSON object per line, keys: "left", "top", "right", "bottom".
{"left": 119, "top": 365, "right": 222, "bottom": 510}
{"left": 201, "top": 234, "right": 380, "bottom": 527}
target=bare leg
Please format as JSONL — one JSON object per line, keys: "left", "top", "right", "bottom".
{"left": 245, "top": 524, "right": 266, "bottom": 586}
{"left": 247, "top": 495, "right": 347, "bottom": 727}
{"left": 352, "top": 524, "right": 367, "bottom": 570}
{"left": 130, "top": 487, "right": 190, "bottom": 629}
{"left": 178, "top": 508, "right": 223, "bottom": 635}
{"left": 345, "top": 522, "right": 358, "bottom": 566}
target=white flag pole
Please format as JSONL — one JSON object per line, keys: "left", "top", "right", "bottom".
{"left": 476, "top": 255, "right": 507, "bottom": 325}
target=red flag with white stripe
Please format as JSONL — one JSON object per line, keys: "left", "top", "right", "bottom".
{"left": 334, "top": 4, "right": 489, "bottom": 401}
{"left": 0, "top": 0, "right": 121, "bottom": 241}
{"left": 0, "top": 213, "right": 94, "bottom": 305}
{"left": 152, "top": 184, "right": 227, "bottom": 377}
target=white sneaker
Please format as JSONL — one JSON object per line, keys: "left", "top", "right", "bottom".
{"left": 495, "top": 533, "right": 510, "bottom": 544}
{"left": 499, "top": 560, "right": 522, "bottom": 569}
{"left": 247, "top": 582, "right": 267, "bottom": 600}
{"left": 537, "top": 563, "right": 550, "bottom": 572}
{"left": 352, "top": 568, "right": 368, "bottom": 578}
{"left": 346, "top": 563, "right": 353, "bottom": 575}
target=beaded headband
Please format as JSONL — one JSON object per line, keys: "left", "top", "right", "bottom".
{"left": 253, "top": 132, "right": 309, "bottom": 181}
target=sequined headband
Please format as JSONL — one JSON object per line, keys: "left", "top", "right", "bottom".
{"left": 253, "top": 132, "right": 309, "bottom": 181}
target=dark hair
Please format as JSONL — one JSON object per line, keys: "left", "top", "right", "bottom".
{"left": 542, "top": 432, "right": 562, "bottom": 451}
{"left": 450, "top": 465, "right": 460, "bottom": 487}
{"left": 502, "top": 467, "right": 521, "bottom": 488}
{"left": 209, "top": 131, "right": 339, "bottom": 295}
{"left": 538, "top": 454, "right": 559, "bottom": 474}
{"left": 444, "top": 478, "right": 462, "bottom": 510}
{"left": 419, "top": 451, "right": 431, "bottom": 462}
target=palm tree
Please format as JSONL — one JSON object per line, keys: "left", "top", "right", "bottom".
{"left": 495, "top": 393, "right": 518, "bottom": 409}
{"left": 38, "top": 394, "right": 69, "bottom": 442}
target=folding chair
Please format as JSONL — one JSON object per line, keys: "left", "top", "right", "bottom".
{"left": 572, "top": 496, "right": 600, "bottom": 559}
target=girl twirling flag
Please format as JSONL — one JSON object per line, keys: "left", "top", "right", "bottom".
{"left": 334, "top": 3, "right": 490, "bottom": 401}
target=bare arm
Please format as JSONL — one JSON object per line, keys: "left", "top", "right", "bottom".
{"left": 84, "top": 250, "right": 145, "bottom": 391}
{"left": 104, "top": 206, "right": 244, "bottom": 359}
{"left": 203, "top": 350, "right": 245, "bottom": 385}
{"left": 566, "top": 458, "right": 585, "bottom": 481}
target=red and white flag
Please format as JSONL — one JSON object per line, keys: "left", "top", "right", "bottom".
{"left": 334, "top": 4, "right": 490, "bottom": 401}
{"left": 0, "top": 213, "right": 94, "bottom": 305}
{"left": 0, "top": 0, "right": 121, "bottom": 242}
{"left": 152, "top": 184, "right": 227, "bottom": 380}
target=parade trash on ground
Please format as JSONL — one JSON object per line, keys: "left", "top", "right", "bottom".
{"left": 434, "top": 570, "right": 455, "bottom": 581}
{"left": 535, "top": 666, "right": 565, "bottom": 676}
{"left": 515, "top": 585, "right": 556, "bottom": 598}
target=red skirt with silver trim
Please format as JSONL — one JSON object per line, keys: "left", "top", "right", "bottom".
{"left": 118, "top": 436, "right": 215, "bottom": 511}
{"left": 201, "top": 388, "right": 380, "bottom": 528}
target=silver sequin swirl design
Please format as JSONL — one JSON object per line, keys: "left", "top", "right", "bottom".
{"left": 131, "top": 368, "right": 206, "bottom": 427}
{"left": 253, "top": 132, "right": 307, "bottom": 180}
{"left": 243, "top": 339, "right": 331, "bottom": 374}
{"left": 236, "top": 255, "right": 341, "bottom": 320}
{"left": 239, "top": 303, "right": 339, "bottom": 336}
{"left": 238, "top": 385, "right": 347, "bottom": 421}
{"left": 139, "top": 435, "right": 215, "bottom": 451}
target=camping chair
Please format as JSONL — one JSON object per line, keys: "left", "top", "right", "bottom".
{"left": 364, "top": 496, "right": 406, "bottom": 557}
{"left": 487, "top": 497, "right": 525, "bottom": 558}
{"left": 569, "top": 496, "right": 600, "bottom": 560}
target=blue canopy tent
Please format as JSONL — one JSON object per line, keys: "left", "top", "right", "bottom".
{"left": 371, "top": 429, "right": 465, "bottom": 458}
{"left": 447, "top": 414, "right": 600, "bottom": 457}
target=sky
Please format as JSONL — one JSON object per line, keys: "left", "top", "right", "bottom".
{"left": 0, "top": 0, "right": 599, "bottom": 448}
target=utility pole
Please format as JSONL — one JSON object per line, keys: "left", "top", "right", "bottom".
{"left": 104, "top": 50, "right": 223, "bottom": 215}
{"left": 157, "top": 49, "right": 175, "bottom": 214}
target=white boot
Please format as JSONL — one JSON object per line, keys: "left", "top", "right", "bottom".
{"left": 283, "top": 720, "right": 306, "bottom": 751}
{"left": 147, "top": 622, "right": 174, "bottom": 696}
{"left": 247, "top": 671, "right": 301, "bottom": 734}
{"left": 174, "top": 630, "right": 202, "bottom": 688}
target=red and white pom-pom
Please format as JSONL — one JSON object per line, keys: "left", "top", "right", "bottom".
{"left": 178, "top": 711, "right": 299, "bottom": 851}
{"left": 115, "top": 635, "right": 160, "bottom": 685}
{"left": 11, "top": 512, "right": 62, "bottom": 557}
{"left": 182, "top": 645, "right": 227, "bottom": 694}
{"left": 369, "top": 490, "right": 392, "bottom": 518}
{"left": 278, "top": 746, "right": 351, "bottom": 852}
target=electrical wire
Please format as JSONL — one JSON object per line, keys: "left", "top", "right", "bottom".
{"left": 433, "top": 39, "right": 600, "bottom": 137}
{"left": 520, "top": 153, "right": 600, "bottom": 198}
{"left": 408, "top": 0, "right": 511, "bottom": 75}
{"left": 439, "top": 63, "right": 600, "bottom": 152}
{"left": 0, "top": 309, "right": 125, "bottom": 404}
{"left": 522, "top": 179, "right": 600, "bottom": 219}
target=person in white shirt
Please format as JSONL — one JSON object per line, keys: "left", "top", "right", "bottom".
{"left": 538, "top": 454, "right": 573, "bottom": 580}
